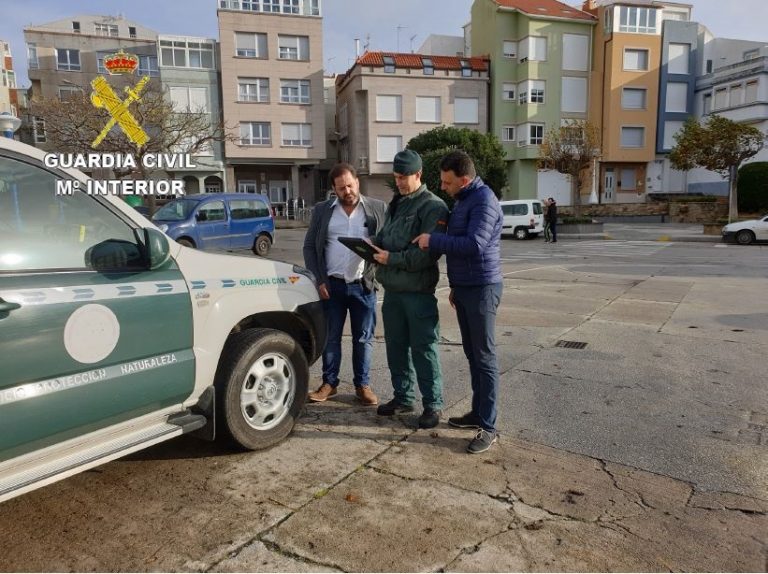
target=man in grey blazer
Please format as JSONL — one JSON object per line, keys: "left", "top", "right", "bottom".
{"left": 303, "top": 163, "right": 387, "bottom": 405}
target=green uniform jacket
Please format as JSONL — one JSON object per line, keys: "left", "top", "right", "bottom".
{"left": 374, "top": 184, "right": 449, "bottom": 293}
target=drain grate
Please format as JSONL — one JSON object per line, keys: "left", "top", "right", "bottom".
{"left": 555, "top": 340, "right": 588, "bottom": 350}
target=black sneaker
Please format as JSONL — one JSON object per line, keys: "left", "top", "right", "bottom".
{"left": 467, "top": 429, "right": 498, "bottom": 454}
{"left": 418, "top": 408, "right": 442, "bottom": 429}
{"left": 448, "top": 412, "right": 482, "bottom": 429}
{"left": 377, "top": 399, "right": 414, "bottom": 416}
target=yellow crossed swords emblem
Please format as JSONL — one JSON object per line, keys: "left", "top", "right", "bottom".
{"left": 90, "top": 75, "right": 150, "bottom": 148}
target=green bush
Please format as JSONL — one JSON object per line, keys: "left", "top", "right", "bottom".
{"left": 738, "top": 162, "right": 768, "bottom": 213}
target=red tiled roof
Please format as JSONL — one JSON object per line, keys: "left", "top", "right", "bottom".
{"left": 494, "top": 0, "right": 596, "bottom": 21}
{"left": 356, "top": 51, "right": 489, "bottom": 72}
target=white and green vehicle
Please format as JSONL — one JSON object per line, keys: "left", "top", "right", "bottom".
{"left": 0, "top": 138, "right": 325, "bottom": 503}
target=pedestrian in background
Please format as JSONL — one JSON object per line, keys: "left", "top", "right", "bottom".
{"left": 371, "top": 150, "right": 449, "bottom": 429}
{"left": 547, "top": 197, "right": 558, "bottom": 243}
{"left": 543, "top": 198, "right": 553, "bottom": 243}
{"left": 303, "top": 163, "right": 387, "bottom": 406}
{"left": 413, "top": 150, "right": 503, "bottom": 454}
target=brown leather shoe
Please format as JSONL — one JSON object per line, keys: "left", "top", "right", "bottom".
{"left": 308, "top": 383, "right": 337, "bottom": 402}
{"left": 355, "top": 386, "right": 379, "bottom": 406}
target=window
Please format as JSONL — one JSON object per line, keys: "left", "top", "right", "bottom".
{"left": 502, "top": 203, "right": 528, "bottom": 216}
{"left": 377, "top": 135, "right": 402, "bottom": 162}
{"left": 502, "top": 41, "right": 516, "bottom": 59}
{"left": 27, "top": 43, "right": 38, "bottom": 69}
{"left": 58, "top": 85, "right": 81, "bottom": 101}
{"left": 230, "top": 199, "right": 270, "bottom": 219}
{"left": 745, "top": 80, "right": 759, "bottom": 103}
{"left": 33, "top": 117, "right": 46, "bottom": 143}
{"left": 619, "top": 6, "right": 657, "bottom": 34}
{"left": 138, "top": 55, "right": 159, "bottom": 76}
{"left": 5, "top": 70, "right": 15, "bottom": 89}
{"left": 663, "top": 120, "right": 684, "bottom": 149}
{"left": 528, "top": 124, "right": 543, "bottom": 145}
{"left": 620, "top": 126, "right": 644, "bottom": 148}
{"left": 706, "top": 59, "right": 713, "bottom": 74}
{"left": 160, "top": 39, "right": 214, "bottom": 68}
{"left": 376, "top": 95, "right": 402, "bottom": 122}
{"left": 454, "top": 97, "right": 479, "bottom": 124}
{"left": 72, "top": 21, "right": 81, "bottom": 33}
{"left": 619, "top": 168, "right": 636, "bottom": 190}
{"left": 422, "top": 58, "right": 434, "bottom": 75}
{"left": 170, "top": 87, "right": 208, "bottom": 113}
{"left": 715, "top": 87, "right": 727, "bottom": 109}
{"left": 519, "top": 36, "right": 546, "bottom": 62}
{"left": 278, "top": 35, "right": 309, "bottom": 60}
{"left": 624, "top": 48, "right": 649, "bottom": 71}
{"left": 238, "top": 180, "right": 259, "bottom": 193}
{"left": 562, "top": 34, "right": 589, "bottom": 71}
{"left": 383, "top": 56, "right": 395, "bottom": 73}
{"left": 205, "top": 180, "right": 222, "bottom": 193}
{"left": 703, "top": 93, "right": 712, "bottom": 114}
{"left": 56, "top": 48, "right": 81, "bottom": 71}
{"left": 730, "top": 84, "right": 744, "bottom": 107}
{"left": 0, "top": 157, "right": 145, "bottom": 272}
{"left": 744, "top": 49, "right": 760, "bottom": 61}
{"left": 240, "top": 122, "right": 271, "bottom": 145}
{"left": 530, "top": 80, "right": 545, "bottom": 103}
{"left": 281, "top": 0, "right": 300, "bottom": 13}
{"left": 668, "top": 43, "right": 690, "bottom": 75}
{"left": 604, "top": 7, "right": 612, "bottom": 34}
{"left": 415, "top": 96, "right": 440, "bottom": 123}
{"left": 129, "top": 26, "right": 137, "bottom": 38}
{"left": 309, "top": 0, "right": 320, "bottom": 15}
{"left": 281, "top": 123, "right": 312, "bottom": 146}
{"left": 197, "top": 201, "right": 226, "bottom": 222}
{"left": 280, "top": 79, "right": 310, "bottom": 104}
{"left": 502, "top": 83, "right": 515, "bottom": 101}
{"left": 94, "top": 23, "right": 118, "bottom": 37}
{"left": 663, "top": 10, "right": 688, "bottom": 21}
{"left": 235, "top": 32, "right": 267, "bottom": 58}
{"left": 518, "top": 87, "right": 528, "bottom": 104}
{"left": 263, "top": 0, "right": 280, "bottom": 11}
{"left": 502, "top": 125, "right": 515, "bottom": 142}
{"left": 339, "top": 102, "right": 348, "bottom": 135}
{"left": 622, "top": 87, "right": 647, "bottom": 109}
{"left": 561, "top": 77, "right": 587, "bottom": 113}
{"left": 239, "top": 78, "right": 269, "bottom": 102}
{"left": 460, "top": 60, "right": 472, "bottom": 77}
{"left": 665, "top": 82, "right": 688, "bottom": 112}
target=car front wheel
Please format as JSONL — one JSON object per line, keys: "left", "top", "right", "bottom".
{"left": 215, "top": 328, "right": 308, "bottom": 450}
{"left": 736, "top": 230, "right": 755, "bottom": 245}
{"left": 514, "top": 227, "right": 529, "bottom": 240}
{"left": 253, "top": 234, "right": 271, "bottom": 257}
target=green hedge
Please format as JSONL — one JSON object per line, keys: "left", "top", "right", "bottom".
{"left": 738, "top": 162, "right": 768, "bottom": 213}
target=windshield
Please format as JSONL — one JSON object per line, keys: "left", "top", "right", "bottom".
{"left": 153, "top": 199, "right": 198, "bottom": 222}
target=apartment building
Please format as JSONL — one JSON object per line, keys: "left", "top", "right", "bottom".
{"left": 217, "top": 0, "right": 326, "bottom": 211}
{"left": 471, "top": 0, "right": 596, "bottom": 202}
{"left": 0, "top": 40, "right": 17, "bottom": 116}
{"left": 688, "top": 35, "right": 768, "bottom": 195}
{"left": 24, "top": 15, "right": 159, "bottom": 149}
{"left": 158, "top": 35, "right": 226, "bottom": 193}
{"left": 335, "top": 51, "right": 490, "bottom": 200}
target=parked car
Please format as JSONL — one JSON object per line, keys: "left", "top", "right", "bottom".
{"left": 722, "top": 215, "right": 768, "bottom": 245}
{"left": 0, "top": 138, "right": 325, "bottom": 503}
{"left": 152, "top": 193, "right": 275, "bottom": 257}
{"left": 499, "top": 199, "right": 544, "bottom": 239}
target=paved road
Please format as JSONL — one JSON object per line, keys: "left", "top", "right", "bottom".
{"left": 0, "top": 229, "right": 765, "bottom": 571}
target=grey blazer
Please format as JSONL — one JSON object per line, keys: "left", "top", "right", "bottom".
{"left": 302, "top": 196, "right": 388, "bottom": 292}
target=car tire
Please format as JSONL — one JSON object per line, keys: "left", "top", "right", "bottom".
{"left": 735, "top": 230, "right": 755, "bottom": 245}
{"left": 514, "top": 227, "right": 529, "bottom": 240}
{"left": 177, "top": 237, "right": 195, "bottom": 248}
{"left": 215, "top": 328, "right": 308, "bottom": 450}
{"left": 253, "top": 234, "right": 271, "bottom": 257}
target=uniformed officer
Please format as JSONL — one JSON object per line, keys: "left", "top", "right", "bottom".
{"left": 370, "top": 150, "right": 449, "bottom": 429}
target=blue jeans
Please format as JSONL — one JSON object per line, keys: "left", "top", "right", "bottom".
{"left": 322, "top": 278, "right": 377, "bottom": 388}
{"left": 452, "top": 283, "right": 503, "bottom": 432}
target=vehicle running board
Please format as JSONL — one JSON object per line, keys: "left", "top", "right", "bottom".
{"left": 0, "top": 418, "right": 200, "bottom": 503}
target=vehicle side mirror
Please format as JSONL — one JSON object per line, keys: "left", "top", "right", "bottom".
{"left": 196, "top": 211, "right": 207, "bottom": 222}
{"left": 143, "top": 227, "right": 172, "bottom": 270}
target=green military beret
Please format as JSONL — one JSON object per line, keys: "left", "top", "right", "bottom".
{"left": 393, "top": 149, "right": 422, "bottom": 175}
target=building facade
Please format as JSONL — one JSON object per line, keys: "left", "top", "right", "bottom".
{"left": 471, "top": 0, "right": 596, "bottom": 202}
{"left": 335, "top": 51, "right": 490, "bottom": 200}
{"left": 217, "top": 0, "right": 326, "bottom": 212}
{"left": 0, "top": 40, "right": 17, "bottom": 116}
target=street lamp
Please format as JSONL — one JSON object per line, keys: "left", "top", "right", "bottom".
{"left": 0, "top": 111, "right": 22, "bottom": 138}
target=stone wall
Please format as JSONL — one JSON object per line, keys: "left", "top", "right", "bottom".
{"left": 668, "top": 202, "right": 728, "bottom": 223}
{"left": 558, "top": 201, "right": 728, "bottom": 223}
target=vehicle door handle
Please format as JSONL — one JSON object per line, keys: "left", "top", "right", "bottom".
{"left": 0, "top": 298, "right": 22, "bottom": 313}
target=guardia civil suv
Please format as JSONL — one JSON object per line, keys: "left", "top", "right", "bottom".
{"left": 0, "top": 138, "right": 325, "bottom": 503}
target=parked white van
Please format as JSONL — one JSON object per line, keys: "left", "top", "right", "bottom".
{"left": 499, "top": 199, "right": 544, "bottom": 240}
{"left": 0, "top": 138, "right": 326, "bottom": 503}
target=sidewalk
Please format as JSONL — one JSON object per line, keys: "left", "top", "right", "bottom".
{"left": 275, "top": 218, "right": 310, "bottom": 230}
{"left": 559, "top": 222, "right": 722, "bottom": 243}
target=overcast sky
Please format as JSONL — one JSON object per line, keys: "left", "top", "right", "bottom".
{"left": 2, "top": 0, "right": 766, "bottom": 87}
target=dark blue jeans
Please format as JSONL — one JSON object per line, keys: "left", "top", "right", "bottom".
{"left": 322, "top": 278, "right": 377, "bottom": 388}
{"left": 452, "top": 283, "right": 503, "bottom": 432}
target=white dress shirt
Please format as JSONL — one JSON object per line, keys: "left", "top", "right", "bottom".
{"left": 325, "top": 199, "right": 369, "bottom": 282}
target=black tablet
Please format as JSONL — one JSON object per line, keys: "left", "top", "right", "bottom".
{"left": 338, "top": 236, "right": 378, "bottom": 263}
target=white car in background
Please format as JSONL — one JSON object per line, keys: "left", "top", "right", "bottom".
{"left": 499, "top": 199, "right": 544, "bottom": 240}
{"left": 722, "top": 215, "right": 768, "bottom": 245}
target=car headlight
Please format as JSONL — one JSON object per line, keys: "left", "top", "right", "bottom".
{"left": 157, "top": 224, "right": 169, "bottom": 233}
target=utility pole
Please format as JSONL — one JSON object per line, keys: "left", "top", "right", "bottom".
{"left": 396, "top": 25, "right": 407, "bottom": 52}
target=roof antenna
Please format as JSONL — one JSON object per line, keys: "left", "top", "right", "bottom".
{"left": 410, "top": 34, "right": 418, "bottom": 53}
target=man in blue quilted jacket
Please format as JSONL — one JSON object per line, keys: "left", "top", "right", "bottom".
{"left": 413, "top": 150, "right": 503, "bottom": 454}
